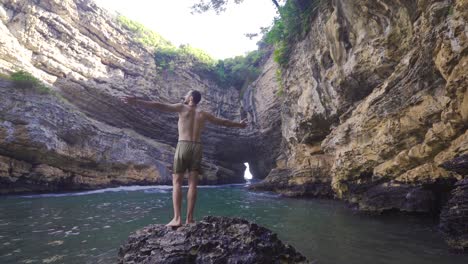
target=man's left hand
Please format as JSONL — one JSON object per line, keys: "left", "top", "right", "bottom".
{"left": 239, "top": 118, "right": 248, "bottom": 128}
{"left": 120, "top": 95, "right": 138, "bottom": 105}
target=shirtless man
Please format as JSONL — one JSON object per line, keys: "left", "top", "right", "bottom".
{"left": 120, "top": 90, "right": 247, "bottom": 227}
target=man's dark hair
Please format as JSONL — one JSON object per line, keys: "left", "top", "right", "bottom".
{"left": 191, "top": 90, "right": 202, "bottom": 104}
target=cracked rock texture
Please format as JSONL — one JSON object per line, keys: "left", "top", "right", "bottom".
{"left": 254, "top": 0, "right": 467, "bottom": 213}
{"left": 117, "top": 216, "right": 310, "bottom": 264}
{"left": 440, "top": 155, "right": 468, "bottom": 252}
{"left": 249, "top": 0, "right": 467, "bottom": 250}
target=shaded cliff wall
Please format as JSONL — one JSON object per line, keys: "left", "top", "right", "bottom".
{"left": 0, "top": 0, "right": 265, "bottom": 193}
{"left": 253, "top": 0, "right": 467, "bottom": 211}
{"left": 241, "top": 55, "right": 282, "bottom": 179}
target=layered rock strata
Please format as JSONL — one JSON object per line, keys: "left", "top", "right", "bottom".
{"left": 256, "top": 0, "right": 467, "bottom": 215}
{"left": 0, "top": 0, "right": 279, "bottom": 192}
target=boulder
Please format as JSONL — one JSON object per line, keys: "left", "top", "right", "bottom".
{"left": 118, "top": 216, "right": 310, "bottom": 264}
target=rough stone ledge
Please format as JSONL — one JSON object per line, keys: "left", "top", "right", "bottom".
{"left": 248, "top": 168, "right": 333, "bottom": 198}
{"left": 118, "top": 216, "right": 311, "bottom": 264}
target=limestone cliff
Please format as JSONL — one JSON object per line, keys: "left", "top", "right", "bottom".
{"left": 1, "top": 0, "right": 467, "bottom": 251}
{"left": 0, "top": 0, "right": 260, "bottom": 193}
{"left": 247, "top": 0, "right": 467, "bottom": 250}
{"left": 253, "top": 0, "right": 467, "bottom": 214}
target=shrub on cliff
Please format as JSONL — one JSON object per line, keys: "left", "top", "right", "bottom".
{"left": 9, "top": 70, "right": 52, "bottom": 94}
{"left": 263, "top": 0, "right": 324, "bottom": 67}
{"left": 117, "top": 15, "right": 172, "bottom": 49}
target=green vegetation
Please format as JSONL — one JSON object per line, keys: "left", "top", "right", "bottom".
{"left": 264, "top": 0, "right": 324, "bottom": 67}
{"left": 116, "top": 0, "right": 324, "bottom": 92}
{"left": 214, "top": 49, "right": 265, "bottom": 89}
{"left": 447, "top": 5, "right": 454, "bottom": 16}
{"left": 116, "top": 14, "right": 267, "bottom": 90}
{"left": 10, "top": 70, "right": 52, "bottom": 94}
{"left": 117, "top": 15, "right": 172, "bottom": 49}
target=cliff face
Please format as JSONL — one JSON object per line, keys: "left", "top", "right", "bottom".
{"left": 255, "top": 0, "right": 467, "bottom": 215}
{"left": 0, "top": 0, "right": 466, "bottom": 218}
{"left": 0, "top": 0, "right": 467, "bottom": 251}
{"left": 0, "top": 0, "right": 263, "bottom": 193}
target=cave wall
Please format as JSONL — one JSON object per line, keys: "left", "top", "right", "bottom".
{"left": 0, "top": 0, "right": 255, "bottom": 193}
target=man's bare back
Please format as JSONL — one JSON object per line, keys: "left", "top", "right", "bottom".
{"left": 120, "top": 89, "right": 247, "bottom": 227}
{"left": 178, "top": 105, "right": 205, "bottom": 142}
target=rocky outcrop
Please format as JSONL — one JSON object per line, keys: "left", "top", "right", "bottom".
{"left": 246, "top": 0, "right": 467, "bottom": 250}
{"left": 248, "top": 167, "right": 333, "bottom": 198}
{"left": 254, "top": 0, "right": 468, "bottom": 215}
{"left": 440, "top": 154, "right": 468, "bottom": 252}
{"left": 117, "top": 216, "right": 310, "bottom": 264}
{"left": 0, "top": 79, "right": 175, "bottom": 193}
{"left": 440, "top": 178, "right": 468, "bottom": 252}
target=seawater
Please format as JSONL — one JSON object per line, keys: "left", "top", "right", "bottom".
{"left": 0, "top": 184, "right": 467, "bottom": 264}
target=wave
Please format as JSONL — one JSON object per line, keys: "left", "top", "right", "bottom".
{"left": 19, "top": 185, "right": 172, "bottom": 198}
{"left": 19, "top": 183, "right": 248, "bottom": 198}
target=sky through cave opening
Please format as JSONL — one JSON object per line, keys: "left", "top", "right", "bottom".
{"left": 244, "top": 163, "right": 253, "bottom": 180}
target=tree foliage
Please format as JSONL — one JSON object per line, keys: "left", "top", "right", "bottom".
{"left": 263, "top": 0, "right": 323, "bottom": 67}
{"left": 191, "top": 0, "right": 245, "bottom": 14}
{"left": 116, "top": 15, "right": 267, "bottom": 90}
{"left": 191, "top": 0, "right": 324, "bottom": 67}
{"left": 117, "top": 15, "right": 172, "bottom": 49}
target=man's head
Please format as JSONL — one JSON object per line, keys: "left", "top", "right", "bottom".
{"left": 183, "top": 90, "right": 202, "bottom": 105}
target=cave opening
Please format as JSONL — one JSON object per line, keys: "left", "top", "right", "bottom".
{"left": 243, "top": 162, "right": 253, "bottom": 180}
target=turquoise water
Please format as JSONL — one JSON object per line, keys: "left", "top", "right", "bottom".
{"left": 0, "top": 184, "right": 467, "bottom": 264}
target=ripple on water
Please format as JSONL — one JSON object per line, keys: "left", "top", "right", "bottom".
{"left": 48, "top": 230, "right": 63, "bottom": 235}
{"left": 19, "top": 185, "right": 173, "bottom": 198}
{"left": 42, "top": 255, "right": 66, "bottom": 263}
{"left": 64, "top": 230, "right": 80, "bottom": 237}
{"left": 2, "top": 185, "right": 468, "bottom": 264}
{"left": 47, "top": 240, "right": 64, "bottom": 246}
{"left": 20, "top": 259, "right": 38, "bottom": 263}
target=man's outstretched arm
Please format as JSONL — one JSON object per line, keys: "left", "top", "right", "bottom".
{"left": 120, "top": 95, "right": 183, "bottom": 113}
{"left": 204, "top": 112, "right": 248, "bottom": 128}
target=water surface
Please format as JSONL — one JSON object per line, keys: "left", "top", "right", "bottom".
{"left": 0, "top": 184, "right": 466, "bottom": 264}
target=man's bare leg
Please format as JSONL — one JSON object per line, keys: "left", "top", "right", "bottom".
{"left": 166, "top": 173, "right": 183, "bottom": 227}
{"left": 186, "top": 170, "right": 198, "bottom": 224}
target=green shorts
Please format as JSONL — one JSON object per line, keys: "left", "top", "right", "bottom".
{"left": 173, "top": 140, "right": 203, "bottom": 173}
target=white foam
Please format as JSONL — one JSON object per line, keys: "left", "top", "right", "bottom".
{"left": 19, "top": 184, "right": 247, "bottom": 198}
{"left": 19, "top": 185, "right": 173, "bottom": 198}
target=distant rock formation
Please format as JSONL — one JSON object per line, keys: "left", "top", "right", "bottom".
{"left": 117, "top": 216, "right": 310, "bottom": 264}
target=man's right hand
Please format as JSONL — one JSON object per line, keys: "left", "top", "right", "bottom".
{"left": 120, "top": 95, "right": 138, "bottom": 105}
{"left": 239, "top": 118, "right": 248, "bottom": 128}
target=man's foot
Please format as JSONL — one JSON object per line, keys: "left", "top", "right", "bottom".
{"left": 185, "top": 219, "right": 195, "bottom": 225}
{"left": 166, "top": 218, "right": 182, "bottom": 227}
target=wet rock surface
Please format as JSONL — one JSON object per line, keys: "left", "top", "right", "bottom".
{"left": 440, "top": 155, "right": 468, "bottom": 252}
{"left": 440, "top": 178, "right": 468, "bottom": 252}
{"left": 248, "top": 168, "right": 333, "bottom": 198}
{"left": 117, "top": 216, "right": 310, "bottom": 264}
